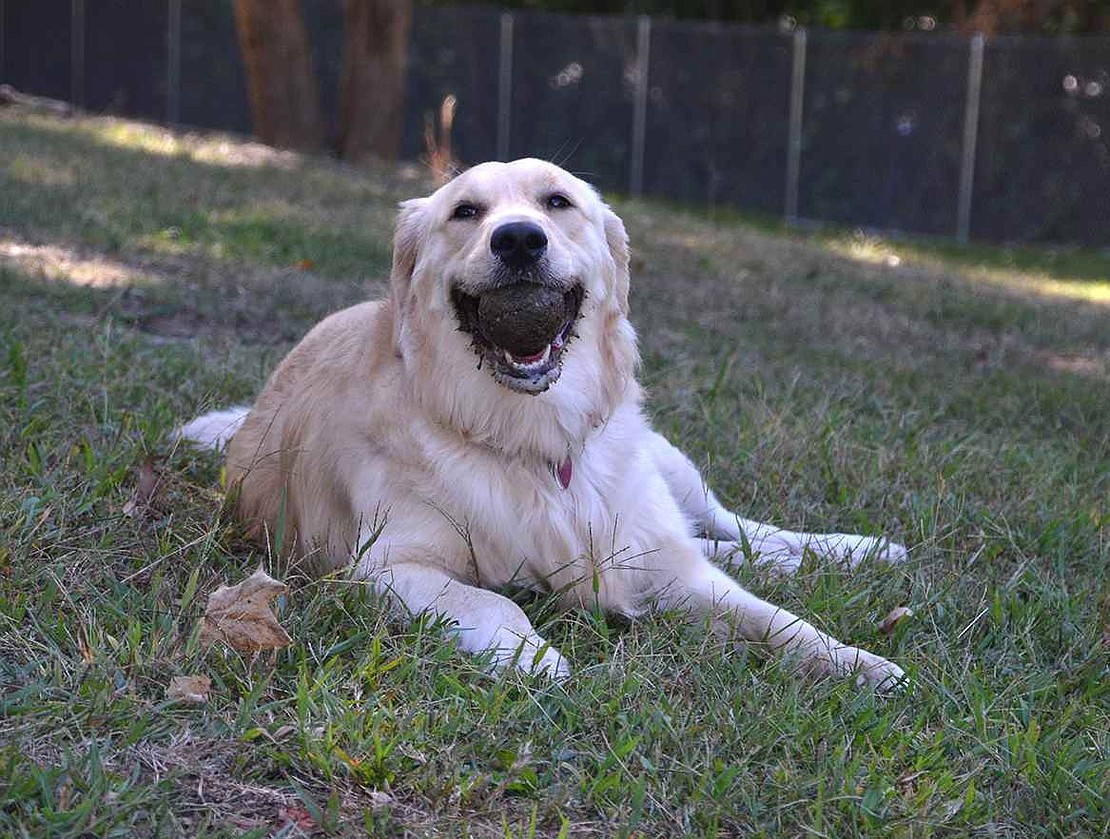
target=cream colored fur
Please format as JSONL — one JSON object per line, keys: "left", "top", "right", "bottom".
{"left": 180, "top": 159, "right": 907, "bottom": 688}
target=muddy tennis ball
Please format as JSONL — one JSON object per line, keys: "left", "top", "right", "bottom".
{"left": 477, "top": 284, "right": 568, "bottom": 356}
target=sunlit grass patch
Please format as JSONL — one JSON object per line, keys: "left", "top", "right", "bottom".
{"left": 827, "top": 230, "right": 1110, "bottom": 306}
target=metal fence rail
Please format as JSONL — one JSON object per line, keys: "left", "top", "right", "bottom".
{"left": 1, "top": 1, "right": 1107, "bottom": 246}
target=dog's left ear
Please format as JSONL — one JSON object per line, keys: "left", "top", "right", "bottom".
{"left": 602, "top": 203, "right": 631, "bottom": 314}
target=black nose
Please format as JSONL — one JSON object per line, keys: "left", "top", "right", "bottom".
{"left": 490, "top": 221, "right": 548, "bottom": 268}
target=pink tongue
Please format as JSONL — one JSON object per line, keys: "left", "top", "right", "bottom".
{"left": 511, "top": 347, "right": 548, "bottom": 364}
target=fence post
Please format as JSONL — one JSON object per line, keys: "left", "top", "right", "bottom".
{"left": 784, "top": 27, "right": 806, "bottom": 225}
{"left": 70, "top": 0, "right": 85, "bottom": 108}
{"left": 496, "top": 12, "right": 513, "bottom": 161}
{"left": 629, "top": 15, "right": 651, "bottom": 198}
{"left": 957, "top": 33, "right": 985, "bottom": 244}
{"left": 166, "top": 0, "right": 181, "bottom": 126}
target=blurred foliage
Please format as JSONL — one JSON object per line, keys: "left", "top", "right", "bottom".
{"left": 421, "top": 0, "right": 1110, "bottom": 33}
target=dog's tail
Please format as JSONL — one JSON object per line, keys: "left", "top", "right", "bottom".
{"left": 174, "top": 406, "right": 251, "bottom": 452}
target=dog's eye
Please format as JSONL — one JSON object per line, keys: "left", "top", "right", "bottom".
{"left": 451, "top": 203, "right": 481, "bottom": 221}
{"left": 546, "top": 193, "right": 573, "bottom": 210}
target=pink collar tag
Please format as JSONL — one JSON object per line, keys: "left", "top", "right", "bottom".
{"left": 553, "top": 456, "right": 573, "bottom": 490}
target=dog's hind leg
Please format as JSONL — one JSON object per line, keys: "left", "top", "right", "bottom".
{"left": 372, "top": 562, "right": 570, "bottom": 679}
{"left": 648, "top": 432, "right": 758, "bottom": 541}
{"left": 651, "top": 432, "right": 907, "bottom": 569}
{"left": 699, "top": 537, "right": 804, "bottom": 574}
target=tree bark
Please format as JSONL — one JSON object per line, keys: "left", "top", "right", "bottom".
{"left": 233, "top": 0, "right": 322, "bottom": 152}
{"left": 339, "top": 0, "right": 413, "bottom": 162}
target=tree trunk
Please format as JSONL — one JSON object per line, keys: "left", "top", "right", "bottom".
{"left": 339, "top": 0, "right": 413, "bottom": 162}
{"left": 233, "top": 0, "right": 322, "bottom": 152}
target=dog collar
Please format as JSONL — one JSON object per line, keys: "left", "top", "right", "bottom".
{"left": 552, "top": 455, "right": 573, "bottom": 490}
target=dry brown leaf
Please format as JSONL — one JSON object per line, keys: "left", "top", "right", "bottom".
{"left": 123, "top": 456, "right": 162, "bottom": 518}
{"left": 879, "top": 606, "right": 914, "bottom": 635}
{"left": 199, "top": 568, "right": 292, "bottom": 652}
{"left": 166, "top": 674, "right": 211, "bottom": 703}
{"left": 277, "top": 804, "right": 316, "bottom": 831}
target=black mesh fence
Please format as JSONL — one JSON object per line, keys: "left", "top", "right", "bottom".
{"left": 973, "top": 36, "right": 1110, "bottom": 243}
{"left": 644, "top": 21, "right": 792, "bottom": 216}
{"left": 84, "top": 0, "right": 169, "bottom": 119}
{"left": 800, "top": 31, "right": 968, "bottom": 236}
{"left": 179, "top": 0, "right": 251, "bottom": 134}
{"left": 1, "top": 2, "right": 1107, "bottom": 246}
{"left": 403, "top": 5, "right": 502, "bottom": 165}
{"left": 2, "top": 0, "right": 72, "bottom": 103}
{"left": 508, "top": 11, "right": 637, "bottom": 191}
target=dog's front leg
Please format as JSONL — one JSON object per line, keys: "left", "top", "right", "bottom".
{"left": 372, "top": 562, "right": 570, "bottom": 679}
{"left": 655, "top": 559, "right": 906, "bottom": 690}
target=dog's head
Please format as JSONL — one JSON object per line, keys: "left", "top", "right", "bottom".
{"left": 389, "top": 159, "right": 632, "bottom": 397}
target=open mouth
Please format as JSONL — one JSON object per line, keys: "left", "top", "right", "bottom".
{"left": 451, "top": 282, "right": 585, "bottom": 394}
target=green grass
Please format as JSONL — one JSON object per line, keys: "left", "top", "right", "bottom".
{"left": 1, "top": 108, "right": 1108, "bottom": 838}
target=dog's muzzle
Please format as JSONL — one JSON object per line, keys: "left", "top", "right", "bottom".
{"left": 452, "top": 278, "right": 584, "bottom": 395}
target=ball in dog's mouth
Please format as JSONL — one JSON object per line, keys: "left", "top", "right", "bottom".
{"left": 452, "top": 282, "right": 584, "bottom": 394}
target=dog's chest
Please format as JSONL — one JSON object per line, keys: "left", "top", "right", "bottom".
{"left": 433, "top": 440, "right": 630, "bottom": 589}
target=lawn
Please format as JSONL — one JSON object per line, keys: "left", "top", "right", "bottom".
{"left": 1, "top": 106, "right": 1108, "bottom": 838}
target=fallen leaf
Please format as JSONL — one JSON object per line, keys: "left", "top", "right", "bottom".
{"left": 166, "top": 674, "right": 211, "bottom": 703}
{"left": 199, "top": 568, "right": 292, "bottom": 652}
{"left": 123, "top": 457, "right": 162, "bottom": 518}
{"left": 879, "top": 606, "right": 914, "bottom": 635}
{"left": 295, "top": 258, "right": 315, "bottom": 271}
{"left": 278, "top": 804, "right": 315, "bottom": 831}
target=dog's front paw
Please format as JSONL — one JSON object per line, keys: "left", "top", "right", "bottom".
{"left": 492, "top": 637, "right": 571, "bottom": 681}
{"left": 840, "top": 646, "right": 907, "bottom": 692}
{"left": 528, "top": 645, "right": 572, "bottom": 681}
{"left": 803, "top": 644, "right": 907, "bottom": 692}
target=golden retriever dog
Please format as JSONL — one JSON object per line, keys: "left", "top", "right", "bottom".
{"left": 179, "top": 159, "right": 907, "bottom": 688}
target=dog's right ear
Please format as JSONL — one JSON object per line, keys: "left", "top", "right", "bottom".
{"left": 390, "top": 197, "right": 427, "bottom": 302}
{"left": 389, "top": 197, "right": 428, "bottom": 351}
